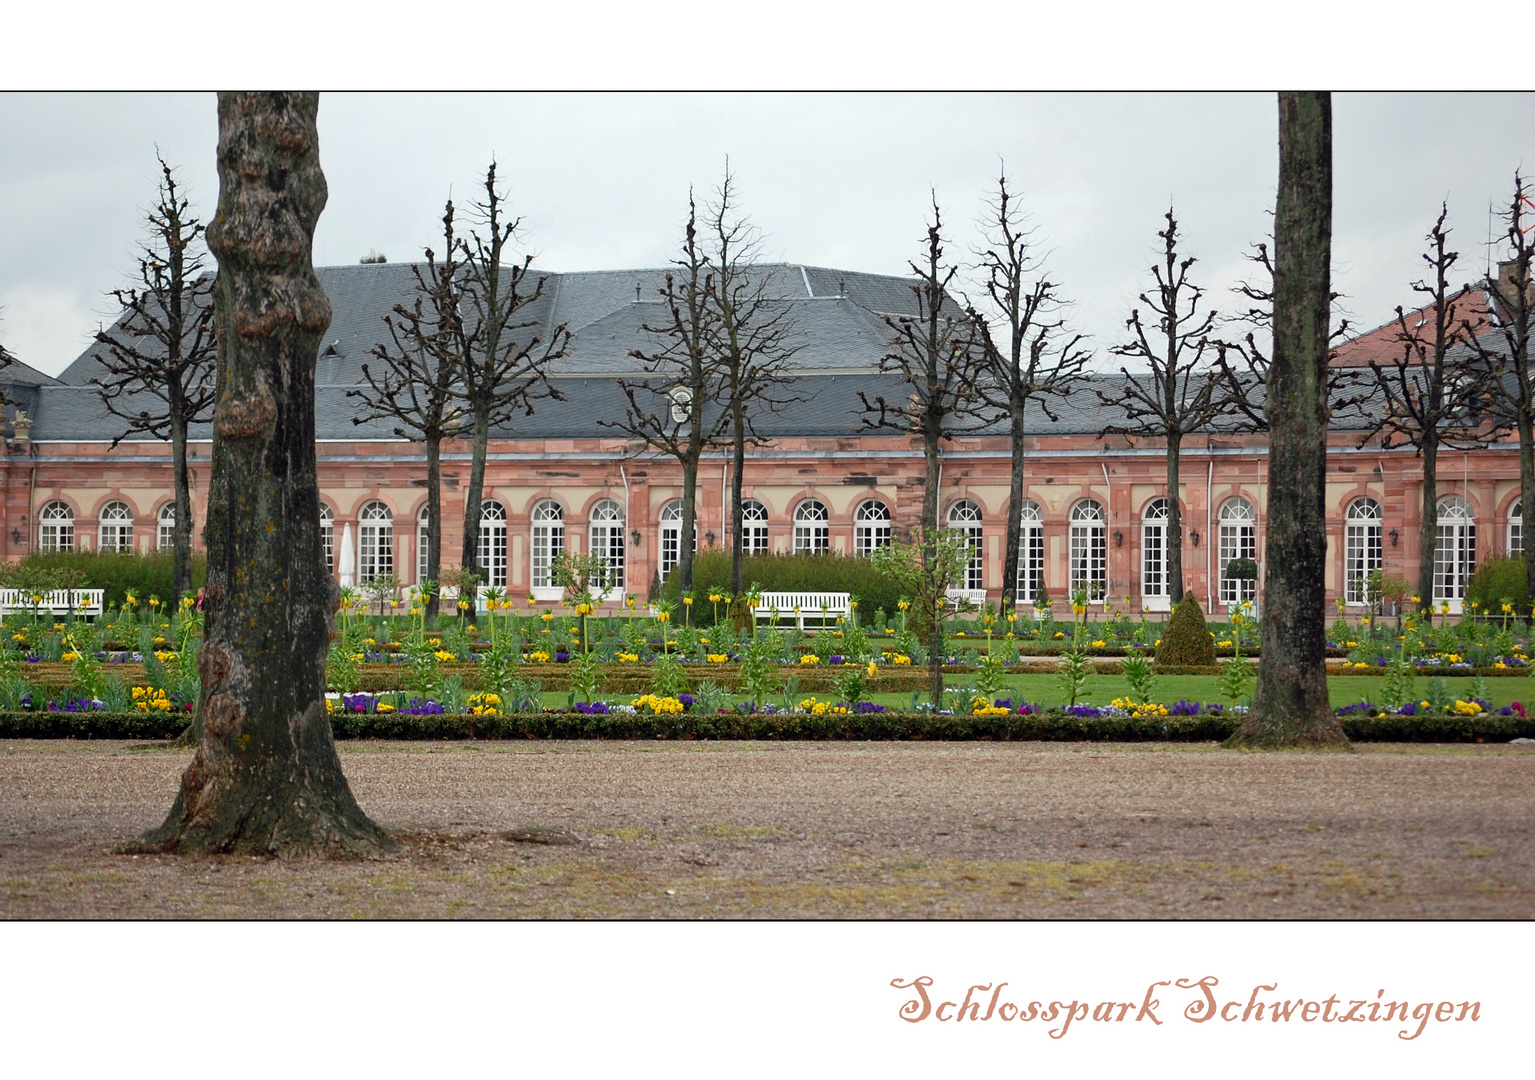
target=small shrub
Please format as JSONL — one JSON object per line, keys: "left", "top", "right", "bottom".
{"left": 1156, "top": 594, "right": 1216, "bottom": 667}
{"left": 659, "top": 550, "right": 904, "bottom": 625}
{"left": 1465, "top": 555, "right": 1528, "bottom": 615}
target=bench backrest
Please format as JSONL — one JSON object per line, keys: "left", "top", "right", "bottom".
{"left": 755, "top": 591, "right": 850, "bottom": 611}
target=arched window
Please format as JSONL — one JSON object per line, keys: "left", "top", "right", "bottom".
{"left": 417, "top": 505, "right": 430, "bottom": 584}
{"left": 530, "top": 500, "right": 564, "bottom": 591}
{"left": 1069, "top": 499, "right": 1106, "bottom": 600}
{"left": 478, "top": 500, "right": 507, "bottom": 588}
{"left": 319, "top": 503, "right": 334, "bottom": 573}
{"left": 1218, "top": 497, "right": 1258, "bottom": 605}
{"left": 99, "top": 501, "right": 133, "bottom": 554}
{"left": 38, "top": 501, "right": 73, "bottom": 553}
{"left": 1510, "top": 500, "right": 1522, "bottom": 556}
{"left": 794, "top": 499, "right": 830, "bottom": 555}
{"left": 1434, "top": 495, "right": 1476, "bottom": 604}
{"left": 358, "top": 501, "right": 393, "bottom": 583}
{"left": 948, "top": 499, "right": 984, "bottom": 591}
{"left": 853, "top": 499, "right": 891, "bottom": 556}
{"left": 658, "top": 499, "right": 695, "bottom": 581}
{"left": 741, "top": 499, "right": 769, "bottom": 555}
{"left": 589, "top": 498, "right": 625, "bottom": 591}
{"left": 157, "top": 503, "right": 176, "bottom": 551}
{"left": 1016, "top": 499, "right": 1044, "bottom": 603}
{"left": 1141, "top": 498, "right": 1170, "bottom": 603}
{"left": 1344, "top": 497, "right": 1383, "bottom": 605}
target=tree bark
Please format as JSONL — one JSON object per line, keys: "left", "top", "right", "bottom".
{"left": 678, "top": 450, "right": 699, "bottom": 592}
{"left": 1001, "top": 403, "right": 1026, "bottom": 612}
{"left": 133, "top": 92, "right": 395, "bottom": 855}
{"left": 1231, "top": 91, "right": 1347, "bottom": 748}
{"left": 1167, "top": 429, "right": 1184, "bottom": 604}
{"left": 730, "top": 396, "right": 747, "bottom": 596}
{"left": 1418, "top": 433, "right": 1438, "bottom": 625}
{"left": 170, "top": 406, "right": 193, "bottom": 600}
{"left": 461, "top": 407, "right": 491, "bottom": 577}
{"left": 424, "top": 433, "right": 441, "bottom": 604}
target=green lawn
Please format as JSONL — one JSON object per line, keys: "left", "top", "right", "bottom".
{"left": 530, "top": 672, "right": 1530, "bottom": 711}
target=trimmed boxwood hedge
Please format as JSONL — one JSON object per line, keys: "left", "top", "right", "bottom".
{"left": 3, "top": 709, "right": 1532, "bottom": 743}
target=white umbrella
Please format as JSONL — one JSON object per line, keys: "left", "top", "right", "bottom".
{"left": 339, "top": 522, "right": 355, "bottom": 587}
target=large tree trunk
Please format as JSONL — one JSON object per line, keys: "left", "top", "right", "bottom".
{"left": 134, "top": 92, "right": 394, "bottom": 856}
{"left": 1001, "top": 402, "right": 1026, "bottom": 612}
{"left": 461, "top": 407, "right": 491, "bottom": 577}
{"left": 1521, "top": 413, "right": 1535, "bottom": 613}
{"left": 170, "top": 407, "right": 193, "bottom": 600}
{"left": 1166, "top": 429, "right": 1184, "bottom": 604}
{"left": 1231, "top": 91, "right": 1346, "bottom": 748}
{"left": 678, "top": 450, "right": 699, "bottom": 592}
{"left": 1419, "top": 434, "right": 1438, "bottom": 625}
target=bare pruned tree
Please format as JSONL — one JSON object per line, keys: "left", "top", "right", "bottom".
{"left": 1342, "top": 206, "right": 1497, "bottom": 619}
{"left": 451, "top": 162, "right": 570, "bottom": 579}
{"left": 601, "top": 194, "right": 728, "bottom": 594}
{"left": 91, "top": 154, "right": 217, "bottom": 599}
{"left": 348, "top": 200, "right": 466, "bottom": 608}
{"left": 1462, "top": 173, "right": 1535, "bottom": 604}
{"left": 1095, "top": 209, "right": 1223, "bottom": 606}
{"left": 968, "top": 171, "right": 1091, "bottom": 613}
{"left": 705, "top": 168, "right": 804, "bottom": 596}
{"left": 859, "top": 196, "right": 986, "bottom": 551}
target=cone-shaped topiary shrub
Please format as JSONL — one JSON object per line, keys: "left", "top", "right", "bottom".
{"left": 1156, "top": 593, "right": 1216, "bottom": 666}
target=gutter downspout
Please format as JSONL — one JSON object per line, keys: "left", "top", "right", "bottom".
{"left": 1101, "top": 461, "right": 1111, "bottom": 604}
{"left": 1206, "top": 458, "right": 1214, "bottom": 613}
{"left": 27, "top": 466, "right": 35, "bottom": 554}
{"left": 620, "top": 462, "right": 631, "bottom": 597}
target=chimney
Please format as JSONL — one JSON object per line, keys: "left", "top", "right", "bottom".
{"left": 1495, "top": 259, "right": 1533, "bottom": 312}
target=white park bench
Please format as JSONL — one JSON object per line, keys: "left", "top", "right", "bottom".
{"left": 0, "top": 588, "right": 105, "bottom": 620}
{"left": 753, "top": 591, "right": 851, "bottom": 630}
{"left": 945, "top": 587, "right": 989, "bottom": 610}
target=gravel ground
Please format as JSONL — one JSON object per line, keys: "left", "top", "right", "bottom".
{"left": 1, "top": 739, "right": 1531, "bottom": 919}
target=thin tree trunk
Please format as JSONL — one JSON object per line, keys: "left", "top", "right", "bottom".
{"left": 424, "top": 434, "right": 441, "bottom": 609}
{"left": 461, "top": 408, "right": 491, "bottom": 576}
{"left": 134, "top": 91, "right": 394, "bottom": 855}
{"left": 679, "top": 452, "right": 699, "bottom": 592}
{"left": 1419, "top": 435, "right": 1438, "bottom": 625}
{"left": 1167, "top": 430, "right": 1184, "bottom": 604}
{"left": 1520, "top": 410, "right": 1535, "bottom": 613}
{"left": 170, "top": 408, "right": 193, "bottom": 600}
{"left": 1232, "top": 90, "right": 1346, "bottom": 748}
{"left": 923, "top": 422, "right": 943, "bottom": 708}
{"left": 731, "top": 398, "right": 746, "bottom": 596}
{"left": 1001, "top": 403, "right": 1026, "bottom": 612}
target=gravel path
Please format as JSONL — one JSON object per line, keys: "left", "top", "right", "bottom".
{"left": 2, "top": 740, "right": 1531, "bottom": 918}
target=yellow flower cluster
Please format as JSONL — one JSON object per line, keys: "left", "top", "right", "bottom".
{"left": 1110, "top": 697, "right": 1170, "bottom": 718}
{"left": 797, "top": 697, "right": 848, "bottom": 716}
{"left": 433, "top": 650, "right": 457, "bottom": 662}
{"left": 880, "top": 652, "right": 912, "bottom": 665}
{"left": 467, "top": 692, "right": 502, "bottom": 715}
{"left": 799, "top": 654, "right": 821, "bottom": 665}
{"left": 61, "top": 651, "right": 81, "bottom": 662}
{"left": 616, "top": 652, "right": 640, "bottom": 663}
{"left": 529, "top": 650, "right": 551, "bottom": 663}
{"left": 1352, "top": 662, "right": 1371, "bottom": 670}
{"left": 1091, "top": 640, "right": 1106, "bottom": 648}
{"left": 971, "top": 701, "right": 1012, "bottom": 716}
{"left": 706, "top": 654, "right": 729, "bottom": 663}
{"left": 632, "top": 693, "right": 684, "bottom": 714}
{"left": 131, "top": 686, "right": 172, "bottom": 712}
{"left": 1452, "top": 700, "right": 1483, "bottom": 716}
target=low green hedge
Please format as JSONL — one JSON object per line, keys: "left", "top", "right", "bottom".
{"left": 4, "top": 710, "right": 1532, "bottom": 743}
{"left": 19, "top": 550, "right": 207, "bottom": 608}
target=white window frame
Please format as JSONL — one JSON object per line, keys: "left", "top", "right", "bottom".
{"left": 741, "top": 499, "right": 769, "bottom": 555}
{"left": 157, "top": 503, "right": 176, "bottom": 551}
{"left": 853, "top": 499, "right": 891, "bottom": 556}
{"left": 1141, "top": 497, "right": 1170, "bottom": 610}
{"left": 658, "top": 499, "right": 696, "bottom": 581}
{"left": 1510, "top": 499, "right": 1522, "bottom": 556}
{"left": 1434, "top": 495, "right": 1475, "bottom": 609}
{"left": 948, "top": 499, "right": 984, "bottom": 591}
{"left": 530, "top": 499, "right": 564, "bottom": 598}
{"left": 1218, "top": 496, "right": 1258, "bottom": 606}
{"left": 793, "top": 499, "right": 830, "bottom": 555}
{"left": 358, "top": 501, "right": 394, "bottom": 583}
{"left": 478, "top": 500, "right": 507, "bottom": 588}
{"left": 1069, "top": 499, "right": 1106, "bottom": 601}
{"left": 416, "top": 505, "right": 430, "bottom": 584}
{"left": 98, "top": 501, "right": 134, "bottom": 554}
{"left": 38, "top": 500, "right": 73, "bottom": 553}
{"left": 319, "top": 503, "right": 334, "bottom": 574}
{"left": 1015, "top": 499, "right": 1044, "bottom": 604}
{"left": 1344, "top": 497, "right": 1383, "bottom": 606}
{"left": 589, "top": 498, "right": 625, "bottom": 594}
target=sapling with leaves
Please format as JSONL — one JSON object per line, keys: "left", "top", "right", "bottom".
{"left": 1121, "top": 650, "right": 1158, "bottom": 705}
{"left": 871, "top": 530, "right": 973, "bottom": 709}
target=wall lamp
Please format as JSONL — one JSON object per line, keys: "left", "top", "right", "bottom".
{"left": 9, "top": 528, "right": 19, "bottom": 545}
{"left": 705, "top": 531, "right": 716, "bottom": 545}
{"left": 1389, "top": 529, "right": 1399, "bottom": 547}
{"left": 1190, "top": 529, "right": 1201, "bottom": 548}
{"left": 1113, "top": 530, "right": 1123, "bottom": 548}
{"left": 630, "top": 530, "right": 642, "bottom": 546}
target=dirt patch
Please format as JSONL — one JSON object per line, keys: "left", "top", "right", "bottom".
{"left": 1, "top": 739, "right": 1531, "bottom": 918}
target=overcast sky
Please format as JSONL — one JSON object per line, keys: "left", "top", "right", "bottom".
{"left": 0, "top": 92, "right": 1529, "bottom": 377}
